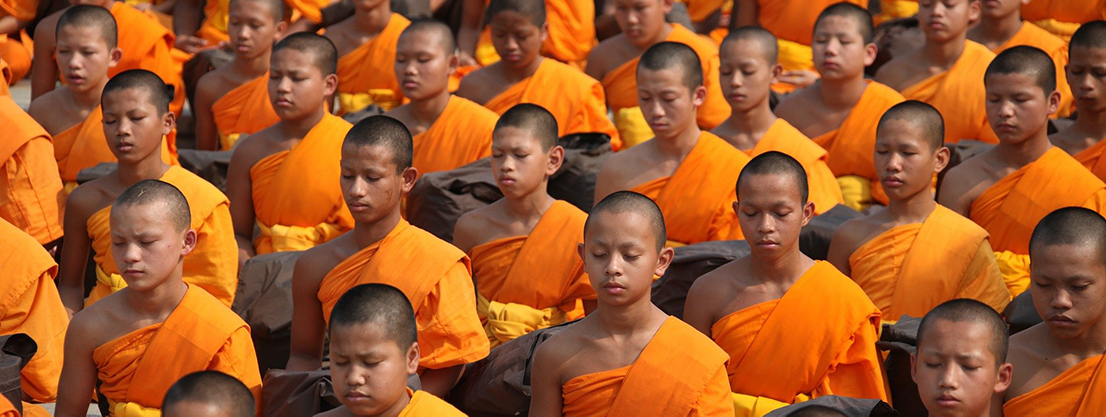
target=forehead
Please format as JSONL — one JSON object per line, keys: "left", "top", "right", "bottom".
{"left": 876, "top": 118, "right": 926, "bottom": 141}
{"left": 738, "top": 172, "right": 802, "bottom": 201}
{"left": 398, "top": 29, "right": 448, "bottom": 51}
{"left": 103, "top": 87, "right": 157, "bottom": 108}
{"left": 587, "top": 210, "right": 657, "bottom": 243}
{"left": 637, "top": 67, "right": 689, "bottom": 89}
{"left": 110, "top": 202, "right": 176, "bottom": 227}
{"left": 342, "top": 142, "right": 399, "bottom": 164}
{"left": 330, "top": 321, "right": 403, "bottom": 350}
{"left": 720, "top": 39, "right": 769, "bottom": 62}
{"left": 1032, "top": 243, "right": 1106, "bottom": 272}
{"left": 1069, "top": 45, "right": 1106, "bottom": 64}
{"left": 229, "top": 0, "right": 276, "bottom": 18}
{"left": 985, "top": 72, "right": 1043, "bottom": 91}
{"left": 57, "top": 24, "right": 110, "bottom": 45}
{"left": 814, "top": 14, "right": 863, "bottom": 34}
{"left": 493, "top": 126, "right": 542, "bottom": 145}
{"left": 919, "top": 319, "right": 995, "bottom": 352}
{"left": 489, "top": 10, "right": 539, "bottom": 27}
{"left": 272, "top": 48, "right": 322, "bottom": 71}
{"left": 614, "top": 0, "right": 660, "bottom": 6}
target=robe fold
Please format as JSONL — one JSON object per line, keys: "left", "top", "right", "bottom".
{"left": 994, "top": 22, "right": 1072, "bottom": 118}
{"left": 1075, "top": 138, "right": 1106, "bottom": 181}
{"left": 745, "top": 119, "right": 843, "bottom": 214}
{"left": 0, "top": 58, "right": 10, "bottom": 96}
{"left": 561, "top": 317, "right": 734, "bottom": 417}
{"left": 849, "top": 205, "right": 1010, "bottom": 321}
{"left": 0, "top": 219, "right": 68, "bottom": 402}
{"left": 970, "top": 147, "right": 1106, "bottom": 297}
{"left": 411, "top": 96, "right": 497, "bottom": 176}
{"left": 109, "top": 2, "right": 185, "bottom": 116}
{"left": 0, "top": 396, "right": 13, "bottom": 417}
{"left": 285, "top": 0, "right": 327, "bottom": 24}
{"left": 900, "top": 41, "right": 998, "bottom": 144}
{"left": 195, "top": 0, "right": 231, "bottom": 44}
{"left": 484, "top": 59, "right": 620, "bottom": 150}
{"left": 398, "top": 388, "right": 467, "bottom": 416}
{"left": 250, "top": 113, "right": 354, "bottom": 254}
{"left": 470, "top": 201, "right": 594, "bottom": 347}
{"left": 1021, "top": 0, "right": 1105, "bottom": 41}
{"left": 0, "top": 32, "right": 31, "bottom": 85}
{"left": 711, "top": 261, "right": 886, "bottom": 414}
{"left": 1003, "top": 353, "right": 1106, "bottom": 416}
{"left": 317, "top": 220, "right": 489, "bottom": 369}
{"left": 630, "top": 131, "right": 749, "bottom": 245}
{"left": 0, "top": 97, "right": 63, "bottom": 245}
{"left": 84, "top": 166, "right": 238, "bottom": 308}
{"left": 93, "top": 284, "right": 262, "bottom": 415}
{"left": 211, "top": 74, "right": 279, "bottom": 150}
{"left": 755, "top": 0, "right": 866, "bottom": 72}
{"left": 51, "top": 106, "right": 178, "bottom": 185}
{"left": 335, "top": 13, "right": 409, "bottom": 114}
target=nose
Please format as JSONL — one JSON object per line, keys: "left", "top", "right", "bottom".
{"left": 121, "top": 242, "right": 142, "bottom": 264}
{"left": 504, "top": 35, "right": 519, "bottom": 51}
{"left": 728, "top": 72, "right": 743, "bottom": 89}
{"left": 604, "top": 256, "right": 623, "bottom": 277}
{"left": 641, "top": 98, "right": 665, "bottom": 120}
{"left": 347, "top": 176, "right": 368, "bottom": 198}
{"left": 937, "top": 365, "right": 959, "bottom": 390}
{"left": 346, "top": 366, "right": 366, "bottom": 388}
{"left": 885, "top": 153, "right": 903, "bottom": 172}
{"left": 500, "top": 156, "right": 515, "bottom": 172}
{"left": 757, "top": 214, "right": 776, "bottom": 235}
{"left": 1051, "top": 289, "right": 1073, "bottom": 310}
{"left": 625, "top": 11, "right": 639, "bottom": 25}
{"left": 275, "top": 76, "right": 292, "bottom": 93}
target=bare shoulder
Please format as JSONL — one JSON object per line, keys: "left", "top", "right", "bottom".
{"left": 323, "top": 19, "right": 357, "bottom": 57}
{"left": 833, "top": 216, "right": 889, "bottom": 256}
{"left": 295, "top": 234, "right": 357, "bottom": 288}
{"left": 688, "top": 259, "right": 745, "bottom": 305}
{"left": 68, "top": 291, "right": 132, "bottom": 350}
{"left": 196, "top": 65, "right": 237, "bottom": 102}
{"left": 27, "top": 88, "right": 71, "bottom": 133}
{"left": 773, "top": 86, "right": 818, "bottom": 120}
{"left": 585, "top": 34, "right": 631, "bottom": 80}
{"left": 534, "top": 321, "right": 591, "bottom": 376}
{"left": 937, "top": 151, "right": 997, "bottom": 215}
{"left": 873, "top": 51, "right": 922, "bottom": 91}
{"left": 66, "top": 178, "right": 116, "bottom": 223}
{"left": 230, "top": 125, "right": 284, "bottom": 171}
{"left": 454, "top": 64, "right": 502, "bottom": 104}
{"left": 33, "top": 10, "right": 60, "bottom": 43}
{"left": 1005, "top": 324, "right": 1052, "bottom": 398}
{"left": 452, "top": 203, "right": 500, "bottom": 253}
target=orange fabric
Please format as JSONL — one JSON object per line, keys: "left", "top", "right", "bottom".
{"left": 1004, "top": 353, "right": 1106, "bottom": 417}
{"left": 630, "top": 131, "right": 750, "bottom": 244}
{"left": 195, "top": 0, "right": 230, "bottom": 44}
{"left": 411, "top": 96, "right": 497, "bottom": 176}
{"left": 756, "top": 0, "right": 865, "bottom": 49}
{"left": 562, "top": 317, "right": 734, "bottom": 417}
{"left": 684, "top": 0, "right": 725, "bottom": 22}
{"left": 211, "top": 74, "right": 279, "bottom": 150}
{"left": 746, "top": 119, "right": 843, "bottom": 214}
{"left": 317, "top": 220, "right": 489, "bottom": 369}
{"left": 0, "top": 219, "right": 68, "bottom": 402}
{"left": 901, "top": 41, "right": 998, "bottom": 144}
{"left": 84, "top": 166, "right": 238, "bottom": 307}
{"left": 0, "top": 57, "right": 10, "bottom": 96}
{"left": 542, "top": 0, "right": 595, "bottom": 65}
{"left": 92, "top": 284, "right": 262, "bottom": 412}
{"left": 335, "top": 13, "right": 409, "bottom": 112}
{"left": 250, "top": 113, "right": 354, "bottom": 254}
{"left": 601, "top": 24, "right": 728, "bottom": 130}
{"left": 110, "top": 2, "right": 185, "bottom": 116}
{"left": 994, "top": 22, "right": 1072, "bottom": 118}
{"left": 0, "top": 396, "right": 14, "bottom": 417}
{"left": 849, "top": 205, "right": 1010, "bottom": 321}
{"left": 712, "top": 261, "right": 887, "bottom": 404}
{"left": 0, "top": 96, "right": 63, "bottom": 245}
{"left": 285, "top": 0, "right": 328, "bottom": 24}
{"left": 1021, "top": 0, "right": 1106, "bottom": 27}
{"left": 51, "top": 106, "right": 178, "bottom": 183}
{"left": 0, "top": 33, "right": 31, "bottom": 85}
{"left": 484, "top": 59, "right": 620, "bottom": 150}
{"left": 398, "top": 388, "right": 467, "bottom": 417}
{"left": 1075, "top": 138, "right": 1106, "bottom": 182}
{"left": 0, "top": 0, "right": 35, "bottom": 21}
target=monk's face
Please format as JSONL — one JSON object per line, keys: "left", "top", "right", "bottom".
{"left": 352, "top": 0, "right": 387, "bottom": 13}
{"left": 718, "top": 38, "right": 778, "bottom": 113}
{"left": 1066, "top": 46, "right": 1106, "bottom": 115}
{"left": 613, "top": 0, "right": 672, "bottom": 47}
{"left": 918, "top": 0, "right": 981, "bottom": 43}
{"left": 102, "top": 88, "right": 175, "bottom": 164}
{"left": 812, "top": 15, "right": 876, "bottom": 81}
{"left": 637, "top": 67, "right": 705, "bottom": 140}
{"left": 735, "top": 173, "right": 813, "bottom": 262}
{"left": 227, "top": 0, "right": 285, "bottom": 60}
{"left": 395, "top": 30, "right": 456, "bottom": 101}
{"left": 109, "top": 202, "right": 196, "bottom": 291}
{"left": 579, "top": 210, "right": 672, "bottom": 307}
{"left": 340, "top": 144, "right": 416, "bottom": 225}
{"left": 329, "top": 322, "right": 420, "bottom": 417}
{"left": 1029, "top": 243, "right": 1106, "bottom": 340}
{"left": 874, "top": 119, "right": 949, "bottom": 201}
{"left": 978, "top": 0, "right": 1020, "bottom": 20}
{"left": 488, "top": 11, "right": 547, "bottom": 70}
{"left": 491, "top": 127, "right": 562, "bottom": 199}
{"left": 269, "top": 48, "right": 337, "bottom": 121}
{"left": 984, "top": 72, "right": 1059, "bottom": 144}
{"left": 54, "top": 24, "right": 119, "bottom": 93}
{"left": 912, "top": 319, "right": 1011, "bottom": 417}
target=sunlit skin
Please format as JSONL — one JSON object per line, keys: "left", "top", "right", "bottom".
{"left": 984, "top": 72, "right": 1060, "bottom": 145}
{"left": 912, "top": 319, "right": 1012, "bottom": 417}
{"left": 268, "top": 48, "right": 337, "bottom": 123}
{"left": 101, "top": 88, "right": 174, "bottom": 166}
{"left": 488, "top": 11, "right": 546, "bottom": 72}
{"left": 54, "top": 25, "right": 119, "bottom": 94}
{"left": 918, "top": 0, "right": 981, "bottom": 44}
{"left": 490, "top": 127, "right": 561, "bottom": 202}
{"left": 325, "top": 322, "right": 420, "bottom": 417}
{"left": 1029, "top": 244, "right": 1106, "bottom": 342}
{"left": 394, "top": 30, "right": 456, "bottom": 101}
{"left": 339, "top": 144, "right": 416, "bottom": 227}
{"left": 578, "top": 210, "right": 673, "bottom": 309}
{"left": 874, "top": 119, "right": 946, "bottom": 202}
{"left": 637, "top": 68, "right": 706, "bottom": 140}
{"left": 718, "top": 38, "right": 778, "bottom": 114}
{"left": 735, "top": 173, "right": 814, "bottom": 265}
{"left": 1067, "top": 46, "right": 1106, "bottom": 116}
{"left": 226, "top": 0, "right": 284, "bottom": 61}
{"left": 612, "top": 0, "right": 673, "bottom": 49}
{"left": 109, "top": 202, "right": 196, "bottom": 294}
{"left": 163, "top": 401, "right": 235, "bottom": 417}
{"left": 811, "top": 15, "right": 877, "bottom": 83}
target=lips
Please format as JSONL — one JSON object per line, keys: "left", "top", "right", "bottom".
{"left": 1048, "top": 314, "right": 1077, "bottom": 328}
{"left": 882, "top": 176, "right": 904, "bottom": 187}
{"left": 756, "top": 239, "right": 779, "bottom": 247}
{"left": 347, "top": 202, "right": 370, "bottom": 212}
{"left": 602, "top": 282, "right": 626, "bottom": 295}
{"left": 115, "top": 142, "right": 135, "bottom": 152}
{"left": 274, "top": 97, "right": 293, "bottom": 107}
{"left": 498, "top": 176, "right": 517, "bottom": 186}
{"left": 401, "top": 79, "right": 419, "bottom": 89}
{"left": 935, "top": 394, "right": 960, "bottom": 407}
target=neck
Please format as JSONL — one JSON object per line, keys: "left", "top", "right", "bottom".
{"left": 354, "top": 6, "right": 392, "bottom": 34}
{"left": 1071, "top": 109, "right": 1106, "bottom": 140}
{"left": 70, "top": 83, "right": 106, "bottom": 110}
{"left": 923, "top": 36, "right": 967, "bottom": 69}
{"left": 117, "top": 154, "right": 171, "bottom": 185}
{"left": 748, "top": 249, "right": 809, "bottom": 285}
{"left": 722, "top": 101, "right": 776, "bottom": 138}
{"left": 886, "top": 191, "right": 938, "bottom": 224}
{"left": 656, "top": 124, "right": 702, "bottom": 158}
{"left": 124, "top": 279, "right": 187, "bottom": 318}
{"left": 594, "top": 298, "right": 662, "bottom": 336}
{"left": 503, "top": 190, "right": 554, "bottom": 222}
{"left": 279, "top": 107, "right": 326, "bottom": 139}
{"left": 635, "top": 24, "right": 673, "bottom": 52}
{"left": 817, "top": 76, "right": 869, "bottom": 108}
{"left": 233, "top": 49, "right": 272, "bottom": 78}
{"left": 996, "top": 131, "right": 1052, "bottom": 166}
{"left": 502, "top": 56, "right": 543, "bottom": 83}
{"left": 975, "top": 14, "right": 1022, "bottom": 46}
{"left": 410, "top": 92, "right": 451, "bottom": 125}
{"left": 1051, "top": 322, "right": 1106, "bottom": 360}
{"left": 350, "top": 210, "right": 402, "bottom": 248}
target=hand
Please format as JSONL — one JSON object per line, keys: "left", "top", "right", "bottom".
{"left": 175, "top": 35, "right": 208, "bottom": 54}
{"left": 777, "top": 69, "right": 819, "bottom": 88}
{"left": 457, "top": 51, "right": 478, "bottom": 67}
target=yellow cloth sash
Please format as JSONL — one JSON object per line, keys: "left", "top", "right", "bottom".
{"left": 875, "top": 0, "right": 919, "bottom": 25}
{"left": 614, "top": 106, "right": 653, "bottom": 149}
{"left": 778, "top": 39, "right": 815, "bottom": 72}
{"left": 476, "top": 292, "right": 566, "bottom": 348}
{"left": 256, "top": 221, "right": 344, "bottom": 253}
{"left": 85, "top": 265, "right": 127, "bottom": 308}
{"left": 837, "top": 175, "right": 874, "bottom": 212}
{"left": 219, "top": 133, "right": 242, "bottom": 151}
{"left": 107, "top": 398, "right": 161, "bottom": 417}
{"left": 732, "top": 392, "right": 810, "bottom": 417}
{"left": 338, "top": 89, "right": 403, "bottom": 114}
{"left": 1029, "top": 19, "right": 1081, "bottom": 41}
{"left": 995, "top": 250, "right": 1031, "bottom": 298}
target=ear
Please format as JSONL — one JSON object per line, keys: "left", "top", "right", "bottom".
{"left": 910, "top": 352, "right": 919, "bottom": 383}
{"left": 405, "top": 342, "right": 421, "bottom": 374}
{"left": 661, "top": 0, "right": 674, "bottom": 14}
{"left": 654, "top": 246, "right": 675, "bottom": 277}
{"left": 540, "top": 21, "right": 549, "bottom": 44}
{"left": 1046, "top": 89, "right": 1061, "bottom": 116}
{"left": 968, "top": 0, "right": 982, "bottom": 24}
{"left": 323, "top": 73, "right": 339, "bottom": 96}
{"left": 692, "top": 84, "right": 708, "bottom": 107}
{"left": 800, "top": 199, "right": 815, "bottom": 227}
{"left": 274, "top": 20, "right": 288, "bottom": 39}
{"left": 400, "top": 166, "right": 418, "bottom": 193}
{"left": 547, "top": 145, "right": 565, "bottom": 176}
{"left": 181, "top": 229, "right": 198, "bottom": 256}
{"left": 577, "top": 242, "right": 587, "bottom": 263}
{"left": 448, "top": 51, "right": 460, "bottom": 73}
{"left": 994, "top": 362, "right": 1014, "bottom": 394}
{"left": 732, "top": 200, "right": 740, "bottom": 216}
{"left": 863, "top": 42, "right": 878, "bottom": 67}
{"left": 110, "top": 47, "right": 123, "bottom": 68}
{"left": 770, "top": 63, "right": 783, "bottom": 83}
{"left": 933, "top": 145, "right": 951, "bottom": 174}
{"left": 161, "top": 110, "right": 176, "bottom": 137}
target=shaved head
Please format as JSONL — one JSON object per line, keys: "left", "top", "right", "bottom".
{"left": 103, "top": 69, "right": 173, "bottom": 115}
{"left": 722, "top": 26, "right": 778, "bottom": 65}
{"left": 229, "top": 0, "right": 283, "bottom": 22}
{"left": 917, "top": 299, "right": 1009, "bottom": 364}
{"left": 587, "top": 191, "right": 666, "bottom": 251}
{"left": 637, "top": 41, "right": 704, "bottom": 91}
{"left": 1030, "top": 207, "right": 1106, "bottom": 262}
{"left": 815, "top": 2, "right": 874, "bottom": 44}
{"left": 344, "top": 115, "right": 413, "bottom": 173}
{"left": 163, "top": 371, "right": 255, "bottom": 417}
{"left": 57, "top": 4, "right": 117, "bottom": 49}
{"left": 878, "top": 100, "right": 945, "bottom": 151}
{"left": 737, "top": 151, "right": 809, "bottom": 204}
{"left": 113, "top": 180, "right": 191, "bottom": 232}
{"left": 494, "top": 103, "right": 558, "bottom": 151}
{"left": 985, "top": 45, "right": 1057, "bottom": 95}
{"left": 484, "top": 0, "right": 545, "bottom": 27}
{"left": 330, "top": 284, "right": 418, "bottom": 349}
{"left": 1070, "top": 20, "right": 1106, "bottom": 50}
{"left": 273, "top": 32, "right": 338, "bottom": 75}
{"left": 400, "top": 18, "right": 456, "bottom": 55}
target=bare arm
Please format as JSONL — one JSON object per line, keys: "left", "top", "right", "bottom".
{"left": 172, "top": 0, "right": 207, "bottom": 53}
{"left": 285, "top": 252, "right": 327, "bottom": 372}
{"left": 729, "top": 0, "right": 757, "bottom": 31}
{"left": 419, "top": 365, "right": 464, "bottom": 398}
{"left": 56, "top": 190, "right": 94, "bottom": 316}
{"left": 682, "top": 278, "right": 717, "bottom": 336}
{"left": 226, "top": 141, "right": 258, "bottom": 267}
{"left": 826, "top": 224, "right": 857, "bottom": 277}
{"left": 455, "top": 0, "right": 484, "bottom": 66}
{"left": 193, "top": 74, "right": 220, "bottom": 151}
{"left": 0, "top": 16, "right": 26, "bottom": 36}
{"left": 54, "top": 316, "right": 98, "bottom": 417}
{"left": 31, "top": 17, "right": 58, "bottom": 100}
{"left": 528, "top": 342, "right": 565, "bottom": 417}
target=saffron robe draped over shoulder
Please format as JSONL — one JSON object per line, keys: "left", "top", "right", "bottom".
{"left": 52, "top": 106, "right": 177, "bottom": 185}
{"left": 211, "top": 74, "right": 279, "bottom": 150}
{"left": 250, "top": 113, "right": 354, "bottom": 255}
{"left": 1020, "top": 0, "right": 1105, "bottom": 41}
{"left": 0, "top": 97, "right": 63, "bottom": 245}
{"left": 1003, "top": 353, "right": 1106, "bottom": 417}
{"left": 900, "top": 41, "right": 998, "bottom": 144}
{"left": 994, "top": 22, "right": 1072, "bottom": 118}
{"left": 712, "top": 261, "right": 887, "bottom": 414}
{"left": 317, "top": 220, "right": 489, "bottom": 369}
{"left": 849, "top": 205, "right": 1010, "bottom": 321}
{"left": 970, "top": 147, "right": 1106, "bottom": 297}
{"left": 411, "top": 96, "right": 497, "bottom": 176}
{"left": 1076, "top": 138, "right": 1106, "bottom": 181}
{"left": 474, "top": 0, "right": 595, "bottom": 68}
{"left": 755, "top": 0, "right": 866, "bottom": 72}
{"left": 335, "top": 13, "right": 410, "bottom": 114}
{"left": 195, "top": 0, "right": 231, "bottom": 43}
{"left": 109, "top": 2, "right": 185, "bottom": 116}
{"left": 746, "top": 119, "right": 844, "bottom": 214}
{"left": 398, "top": 388, "right": 468, "bottom": 416}
{"left": 561, "top": 317, "right": 735, "bottom": 417}
{"left": 630, "top": 131, "right": 750, "bottom": 245}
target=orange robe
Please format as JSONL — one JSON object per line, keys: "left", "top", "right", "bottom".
{"left": 411, "top": 96, "right": 497, "bottom": 176}
{"left": 901, "top": 41, "right": 998, "bottom": 144}
{"left": 1021, "top": 0, "right": 1106, "bottom": 41}
{"left": 484, "top": 59, "right": 620, "bottom": 150}
{"left": 561, "top": 316, "right": 734, "bottom": 417}
{"left": 0, "top": 57, "right": 10, "bottom": 96}
{"left": 994, "top": 22, "right": 1072, "bottom": 118}
{"left": 630, "top": 131, "right": 750, "bottom": 245}
{"left": 755, "top": 0, "right": 866, "bottom": 72}
{"left": 745, "top": 119, "right": 843, "bottom": 215}
{"left": 476, "top": 0, "right": 596, "bottom": 68}
{"left": 51, "top": 106, "right": 177, "bottom": 185}
{"left": 398, "top": 388, "right": 467, "bottom": 416}
{"left": 317, "top": 220, "right": 489, "bottom": 370}
{"left": 0, "top": 219, "right": 68, "bottom": 402}
{"left": 195, "top": 0, "right": 230, "bottom": 44}
{"left": 849, "top": 205, "right": 1010, "bottom": 321}
{"left": 84, "top": 166, "right": 238, "bottom": 308}
{"left": 0, "top": 96, "right": 63, "bottom": 245}
{"left": 470, "top": 201, "right": 594, "bottom": 347}
{"left": 970, "top": 147, "right": 1106, "bottom": 297}
{"left": 285, "top": 0, "right": 328, "bottom": 24}
{"left": 0, "top": 32, "right": 32, "bottom": 85}
{"left": 0, "top": 396, "right": 14, "bottom": 417}
{"left": 335, "top": 13, "right": 409, "bottom": 114}
{"left": 93, "top": 284, "right": 262, "bottom": 415}
{"left": 109, "top": 2, "right": 185, "bottom": 116}
{"left": 712, "top": 261, "right": 886, "bottom": 414}
{"left": 1075, "top": 138, "right": 1106, "bottom": 181}
{"left": 211, "top": 74, "right": 279, "bottom": 150}
{"left": 812, "top": 81, "right": 904, "bottom": 208}
{"left": 250, "top": 113, "right": 354, "bottom": 254}
{"left": 1004, "top": 353, "right": 1106, "bottom": 417}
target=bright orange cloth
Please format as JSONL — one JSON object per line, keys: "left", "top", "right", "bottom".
{"left": 411, "top": 96, "right": 496, "bottom": 176}
{"left": 745, "top": 119, "right": 843, "bottom": 214}
{"left": 0, "top": 32, "right": 32, "bottom": 85}
{"left": 475, "top": 0, "right": 595, "bottom": 67}
{"left": 51, "top": 106, "right": 178, "bottom": 183}
{"left": 684, "top": 0, "right": 725, "bottom": 22}
{"left": 1075, "top": 138, "right": 1106, "bottom": 182}
{"left": 0, "top": 219, "right": 68, "bottom": 402}
{"left": 849, "top": 205, "right": 1010, "bottom": 321}
{"left": 0, "top": 57, "right": 10, "bottom": 96}
{"left": 92, "top": 284, "right": 262, "bottom": 414}
{"left": 109, "top": 2, "right": 185, "bottom": 116}
{"left": 1021, "top": 0, "right": 1106, "bottom": 40}
{"left": 317, "top": 220, "right": 489, "bottom": 369}
{"left": 0, "top": 96, "right": 63, "bottom": 245}
{"left": 0, "top": 0, "right": 35, "bottom": 21}
{"left": 630, "top": 131, "right": 750, "bottom": 245}
{"left": 84, "top": 166, "right": 238, "bottom": 308}
{"left": 211, "top": 74, "right": 279, "bottom": 151}
{"left": 484, "top": 59, "right": 620, "bottom": 150}
{"left": 561, "top": 316, "right": 734, "bottom": 417}
{"left": 285, "top": 0, "right": 328, "bottom": 24}
{"left": 335, "top": 13, "right": 409, "bottom": 114}
{"left": 0, "top": 396, "right": 14, "bottom": 417}
{"left": 398, "top": 388, "right": 467, "bottom": 416}
{"left": 712, "top": 261, "right": 887, "bottom": 407}
{"left": 755, "top": 0, "right": 865, "bottom": 72}
{"left": 901, "top": 41, "right": 998, "bottom": 144}
{"left": 1004, "top": 353, "right": 1106, "bottom": 416}
{"left": 195, "top": 0, "right": 230, "bottom": 44}
{"left": 250, "top": 113, "right": 354, "bottom": 255}
{"left": 994, "top": 22, "right": 1072, "bottom": 118}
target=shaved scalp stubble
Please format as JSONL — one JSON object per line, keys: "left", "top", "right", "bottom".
{"left": 637, "top": 41, "right": 704, "bottom": 91}
{"left": 273, "top": 32, "right": 339, "bottom": 76}
{"left": 985, "top": 45, "right": 1057, "bottom": 95}
{"left": 1029, "top": 207, "right": 1106, "bottom": 262}
{"left": 815, "top": 2, "right": 875, "bottom": 44}
{"left": 495, "top": 103, "right": 559, "bottom": 151}
{"left": 586, "top": 191, "right": 667, "bottom": 251}
{"left": 330, "top": 283, "right": 418, "bottom": 349}
{"left": 399, "top": 18, "right": 457, "bottom": 56}
{"left": 113, "top": 179, "right": 192, "bottom": 232}
{"left": 103, "top": 69, "right": 173, "bottom": 115}
{"left": 229, "top": 0, "right": 284, "bottom": 23}
{"left": 57, "top": 4, "right": 118, "bottom": 49}
{"left": 917, "top": 298, "right": 1010, "bottom": 364}
{"left": 163, "top": 371, "right": 255, "bottom": 417}
{"left": 878, "top": 100, "right": 945, "bottom": 151}
{"left": 344, "top": 115, "right": 414, "bottom": 173}
{"left": 722, "top": 26, "right": 779, "bottom": 65}
{"left": 484, "top": 0, "right": 546, "bottom": 28}
{"left": 736, "top": 151, "right": 809, "bottom": 205}
{"left": 1070, "top": 20, "right": 1106, "bottom": 50}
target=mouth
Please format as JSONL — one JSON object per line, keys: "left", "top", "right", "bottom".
{"left": 1048, "top": 314, "right": 1077, "bottom": 328}
{"left": 67, "top": 74, "right": 85, "bottom": 84}
{"left": 502, "top": 53, "right": 523, "bottom": 62}
{"left": 882, "top": 176, "right": 904, "bottom": 187}
{"left": 344, "top": 392, "right": 371, "bottom": 404}
{"left": 821, "top": 61, "right": 840, "bottom": 70}
{"left": 928, "top": 22, "right": 946, "bottom": 30}
{"left": 602, "top": 282, "right": 626, "bottom": 295}
{"left": 274, "top": 97, "right": 293, "bottom": 107}
{"left": 996, "top": 123, "right": 1017, "bottom": 132}
{"left": 727, "top": 93, "right": 747, "bottom": 102}
{"left": 935, "top": 394, "right": 960, "bottom": 407}
{"left": 347, "top": 202, "right": 370, "bottom": 213}
{"left": 115, "top": 142, "right": 135, "bottom": 152}
{"left": 756, "top": 239, "right": 779, "bottom": 248}
{"left": 401, "top": 79, "right": 419, "bottom": 89}
{"left": 122, "top": 268, "right": 143, "bottom": 277}
{"left": 498, "top": 176, "right": 516, "bottom": 186}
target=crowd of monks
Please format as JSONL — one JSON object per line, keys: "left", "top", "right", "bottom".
{"left": 0, "top": 0, "right": 1105, "bottom": 415}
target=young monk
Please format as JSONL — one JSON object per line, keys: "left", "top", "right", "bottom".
{"left": 775, "top": 3, "right": 905, "bottom": 210}
{"left": 55, "top": 180, "right": 262, "bottom": 416}
{"left": 192, "top": 0, "right": 285, "bottom": 151}
{"left": 912, "top": 299, "right": 1013, "bottom": 417}
{"left": 594, "top": 42, "right": 750, "bottom": 245}
{"left": 320, "top": 284, "right": 467, "bottom": 416}
{"left": 828, "top": 101, "right": 1010, "bottom": 321}
{"left": 162, "top": 371, "right": 256, "bottom": 417}
{"left": 286, "top": 115, "right": 488, "bottom": 397}
{"left": 458, "top": 0, "right": 596, "bottom": 69}
{"left": 683, "top": 152, "right": 887, "bottom": 415}
{"left": 325, "top": 0, "right": 410, "bottom": 114}
{"left": 453, "top": 104, "right": 596, "bottom": 348}
{"left": 1059, "top": 22, "right": 1106, "bottom": 177}
{"left": 711, "top": 27, "right": 843, "bottom": 215}
{"left": 227, "top": 33, "right": 354, "bottom": 261}
{"left": 1002, "top": 207, "right": 1106, "bottom": 415}
{"left": 529, "top": 191, "right": 734, "bottom": 416}
{"left": 58, "top": 70, "right": 238, "bottom": 316}
{"left": 456, "top": 0, "right": 620, "bottom": 149}
{"left": 874, "top": 0, "right": 999, "bottom": 144}
{"left": 385, "top": 20, "right": 498, "bottom": 176}
{"left": 585, "top": 0, "right": 727, "bottom": 146}
{"left": 0, "top": 90, "right": 64, "bottom": 246}
{"left": 938, "top": 46, "right": 1106, "bottom": 299}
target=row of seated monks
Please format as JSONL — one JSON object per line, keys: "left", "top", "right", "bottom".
{"left": 0, "top": 0, "right": 1105, "bottom": 414}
